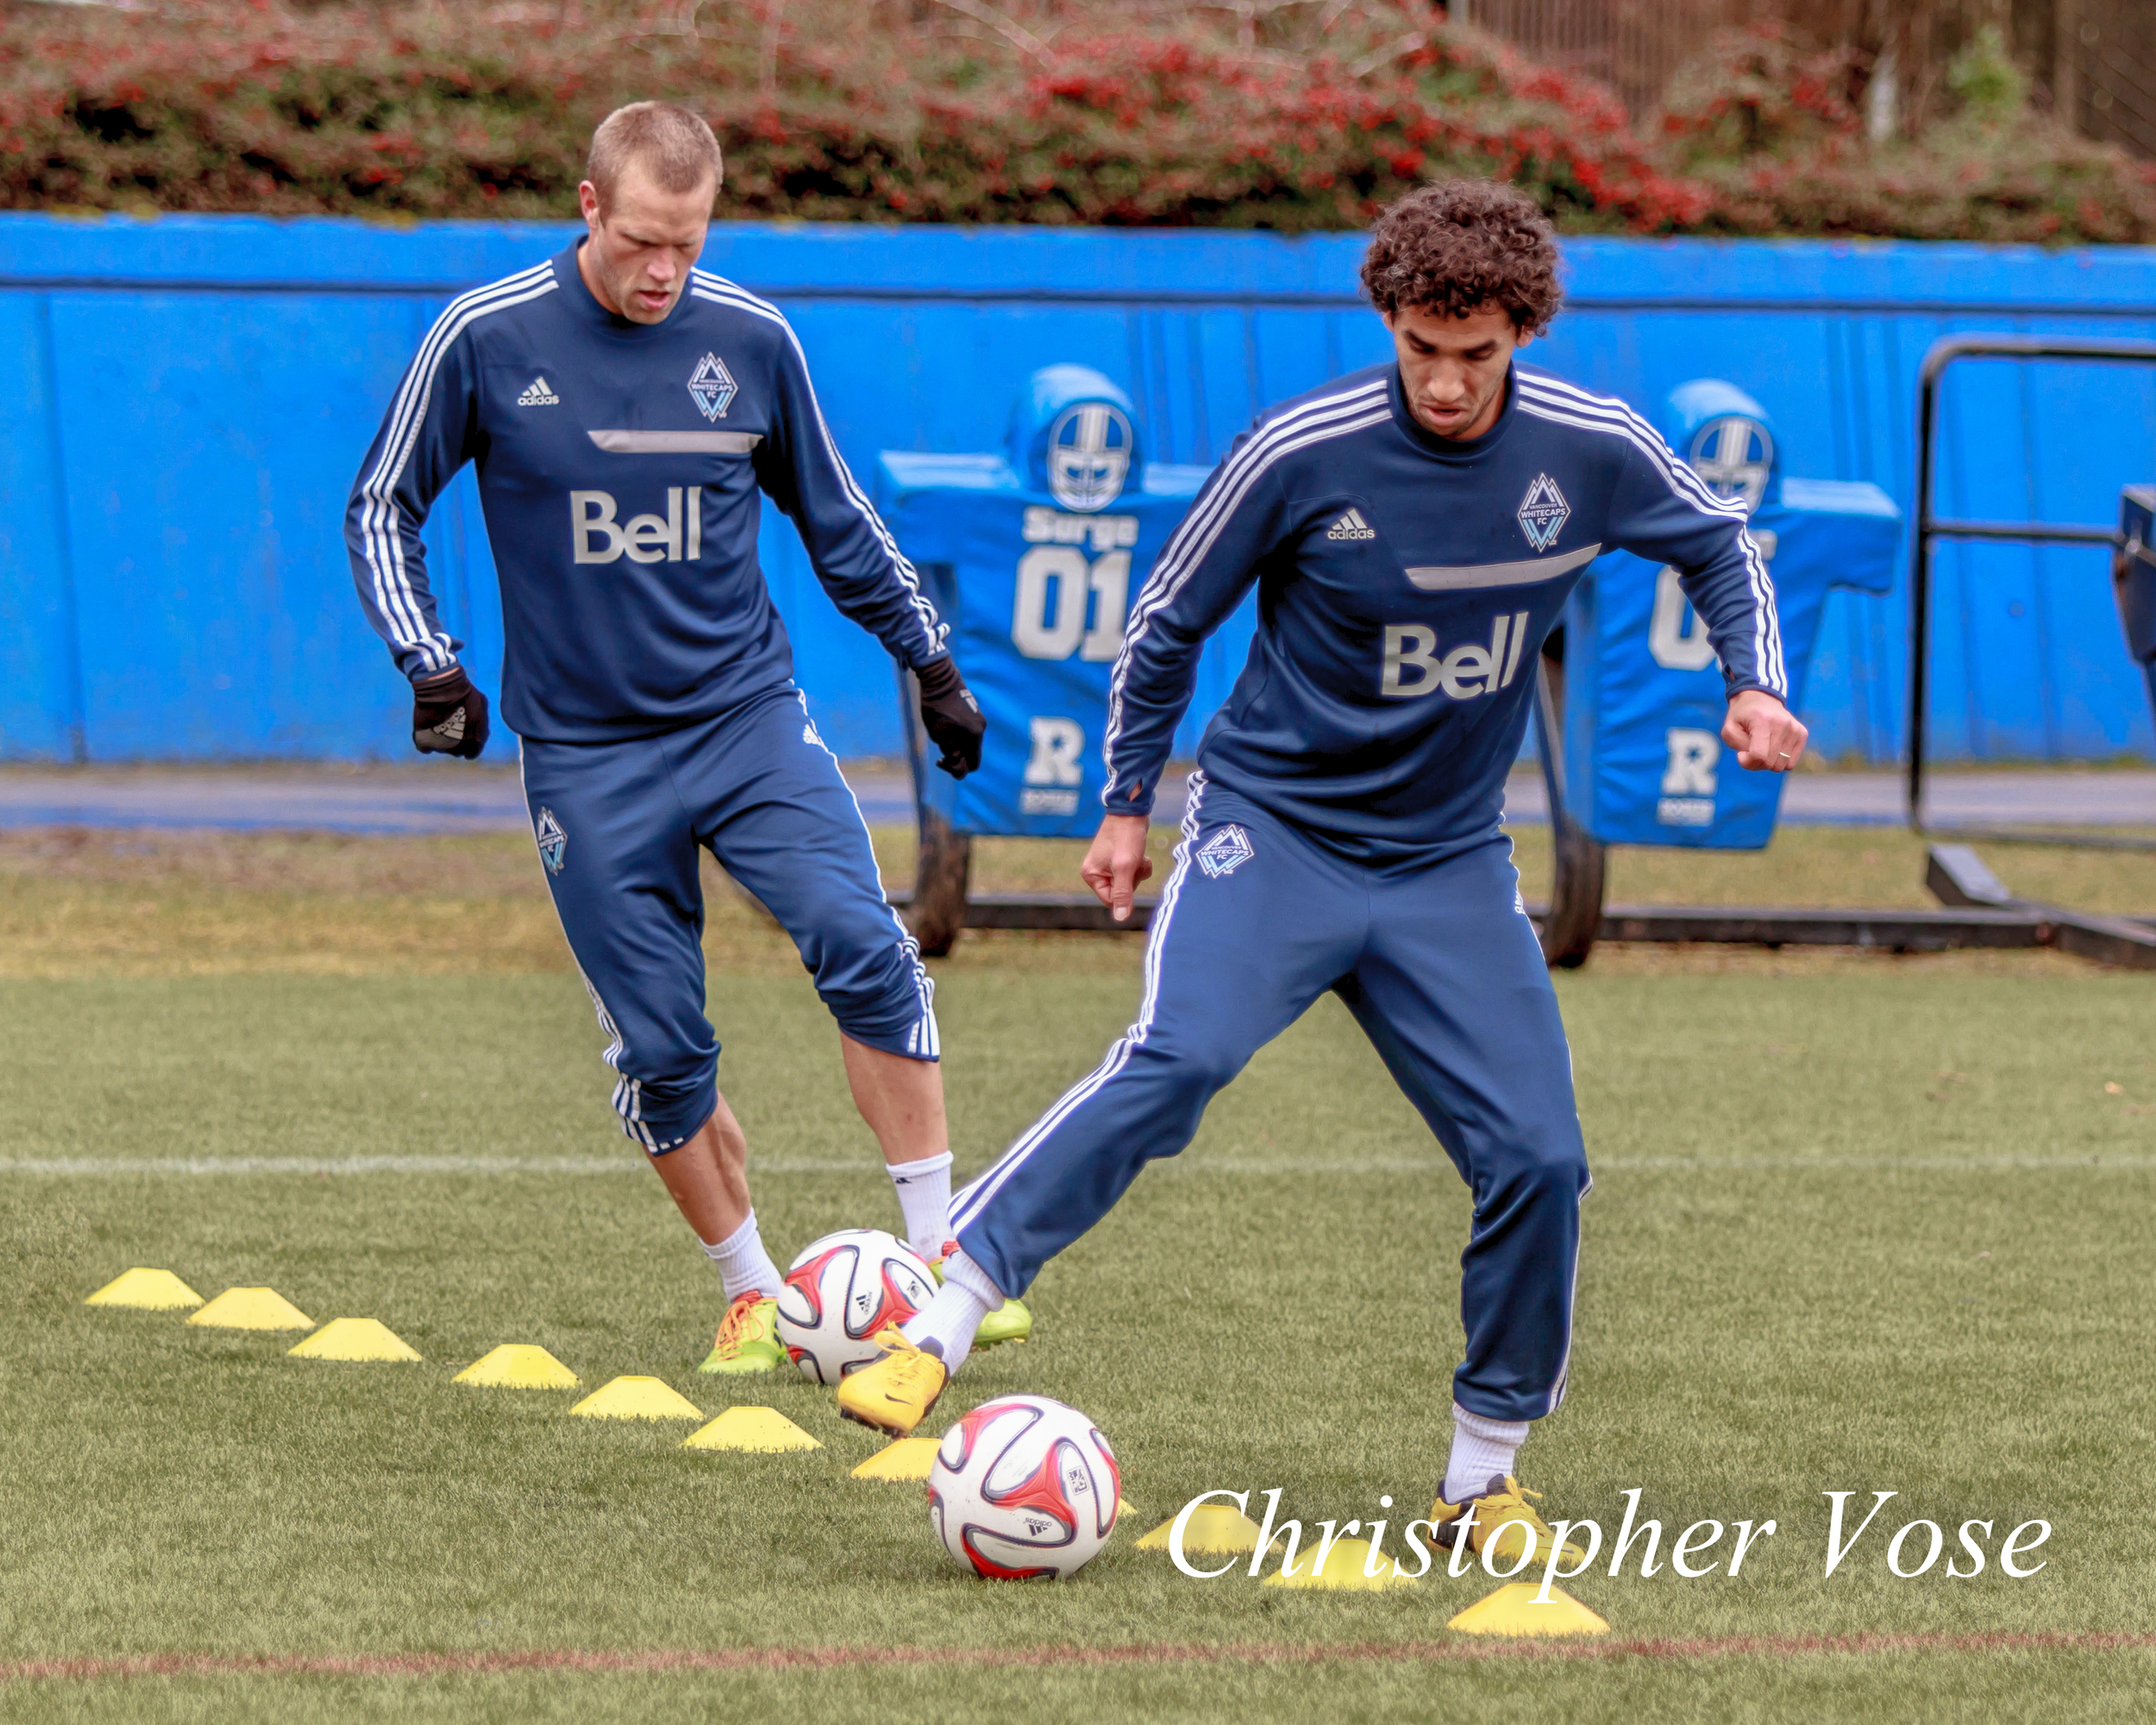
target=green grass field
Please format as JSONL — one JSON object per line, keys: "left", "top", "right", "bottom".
{"left": 1, "top": 825, "right": 2153, "bottom": 1721}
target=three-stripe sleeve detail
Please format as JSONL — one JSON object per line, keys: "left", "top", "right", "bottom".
{"left": 1101, "top": 382, "right": 1393, "bottom": 794}
{"left": 688, "top": 272, "right": 947, "bottom": 662}
{"left": 1515, "top": 373, "right": 1786, "bottom": 696}
{"left": 358, "top": 262, "right": 558, "bottom": 675}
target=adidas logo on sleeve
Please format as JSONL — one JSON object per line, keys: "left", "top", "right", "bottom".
{"left": 517, "top": 377, "right": 560, "bottom": 407}
{"left": 1326, "top": 507, "right": 1377, "bottom": 541}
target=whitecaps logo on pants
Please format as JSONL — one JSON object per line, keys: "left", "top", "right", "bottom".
{"left": 1196, "top": 825, "right": 1255, "bottom": 879}
{"left": 535, "top": 806, "right": 567, "bottom": 875}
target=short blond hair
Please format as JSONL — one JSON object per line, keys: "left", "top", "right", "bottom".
{"left": 586, "top": 102, "right": 724, "bottom": 210}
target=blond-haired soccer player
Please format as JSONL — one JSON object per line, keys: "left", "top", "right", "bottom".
{"left": 347, "top": 102, "right": 1029, "bottom": 1373}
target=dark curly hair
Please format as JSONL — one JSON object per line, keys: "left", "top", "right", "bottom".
{"left": 1359, "top": 180, "right": 1563, "bottom": 335}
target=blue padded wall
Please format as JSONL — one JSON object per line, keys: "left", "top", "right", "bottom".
{"left": 2, "top": 213, "right": 2153, "bottom": 762}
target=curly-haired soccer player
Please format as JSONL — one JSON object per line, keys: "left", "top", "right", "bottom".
{"left": 839, "top": 179, "right": 1805, "bottom": 1565}
{"left": 345, "top": 102, "right": 1028, "bottom": 1376}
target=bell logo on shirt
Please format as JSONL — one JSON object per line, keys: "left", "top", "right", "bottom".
{"left": 1380, "top": 611, "right": 1532, "bottom": 700}
{"left": 570, "top": 489, "right": 705, "bottom": 564}
{"left": 1517, "top": 474, "right": 1570, "bottom": 551}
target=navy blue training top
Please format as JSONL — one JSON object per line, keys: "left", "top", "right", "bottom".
{"left": 1104, "top": 362, "right": 1787, "bottom": 855}
{"left": 346, "top": 244, "right": 946, "bottom": 743}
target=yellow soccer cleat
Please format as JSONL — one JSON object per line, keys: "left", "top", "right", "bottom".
{"left": 835, "top": 1326, "right": 948, "bottom": 1436}
{"left": 932, "top": 1243, "right": 1033, "bottom": 1349}
{"left": 698, "top": 1292, "right": 783, "bottom": 1376}
{"left": 1431, "top": 1475, "right": 1590, "bottom": 1569}
{"left": 975, "top": 1297, "right": 1032, "bottom": 1349}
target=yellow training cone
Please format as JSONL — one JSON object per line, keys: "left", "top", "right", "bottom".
{"left": 1446, "top": 1582, "right": 1609, "bottom": 1637}
{"left": 1261, "top": 1537, "right": 1419, "bottom": 1590}
{"left": 851, "top": 1437, "right": 939, "bottom": 1481}
{"left": 454, "top": 1345, "right": 579, "bottom": 1389}
{"left": 1136, "top": 1504, "right": 1263, "bottom": 1554}
{"left": 569, "top": 1376, "right": 703, "bottom": 1421}
{"left": 85, "top": 1269, "right": 203, "bottom": 1311}
{"left": 188, "top": 1288, "right": 314, "bottom": 1331}
{"left": 683, "top": 1407, "right": 822, "bottom": 1452}
{"left": 286, "top": 1319, "right": 421, "bottom": 1363}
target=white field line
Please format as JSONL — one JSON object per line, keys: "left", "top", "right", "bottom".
{"left": 0, "top": 1156, "right": 849, "bottom": 1176}
{"left": 1167, "top": 1154, "right": 2156, "bottom": 1173}
{"left": 0, "top": 1152, "right": 2151, "bottom": 1177}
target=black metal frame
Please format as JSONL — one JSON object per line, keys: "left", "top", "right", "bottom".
{"left": 1908, "top": 334, "right": 2156, "bottom": 847}
{"left": 1530, "top": 635, "right": 1608, "bottom": 968}
{"left": 875, "top": 887, "right": 2156, "bottom": 965}
{"left": 896, "top": 662, "right": 974, "bottom": 957}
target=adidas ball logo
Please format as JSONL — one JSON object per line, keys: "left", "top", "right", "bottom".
{"left": 1327, "top": 507, "right": 1376, "bottom": 541}
{"left": 517, "top": 376, "right": 560, "bottom": 407}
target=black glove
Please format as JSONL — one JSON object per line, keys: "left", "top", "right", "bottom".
{"left": 411, "top": 666, "right": 491, "bottom": 759}
{"left": 915, "top": 655, "right": 985, "bottom": 779}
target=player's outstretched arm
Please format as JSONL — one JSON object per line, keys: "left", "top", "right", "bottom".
{"left": 346, "top": 325, "right": 479, "bottom": 687}
{"left": 347, "top": 304, "right": 486, "bottom": 752}
{"left": 1603, "top": 425, "right": 1791, "bottom": 712}
{"left": 1081, "top": 812, "right": 1155, "bottom": 923}
{"left": 1723, "top": 688, "right": 1808, "bottom": 773}
{"left": 1101, "top": 426, "right": 1286, "bottom": 818}
{"left": 757, "top": 323, "right": 950, "bottom": 673}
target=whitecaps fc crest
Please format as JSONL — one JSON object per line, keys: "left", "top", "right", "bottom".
{"left": 1517, "top": 474, "right": 1570, "bottom": 551}
{"left": 535, "top": 806, "right": 567, "bottom": 875}
{"left": 687, "top": 353, "right": 737, "bottom": 422}
{"left": 1047, "top": 402, "right": 1133, "bottom": 513}
{"left": 1196, "top": 824, "right": 1255, "bottom": 879}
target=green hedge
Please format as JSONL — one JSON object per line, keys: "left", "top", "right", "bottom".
{"left": 1, "top": 2, "right": 2149, "bottom": 242}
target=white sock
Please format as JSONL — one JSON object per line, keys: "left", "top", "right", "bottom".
{"left": 703, "top": 1210, "right": 783, "bottom": 1302}
{"left": 886, "top": 1150, "right": 954, "bottom": 1264}
{"left": 899, "top": 1247, "right": 1000, "bottom": 1374}
{"left": 1444, "top": 1403, "right": 1529, "bottom": 1506}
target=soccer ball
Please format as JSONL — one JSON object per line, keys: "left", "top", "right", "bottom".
{"left": 775, "top": 1228, "right": 937, "bottom": 1384}
{"left": 928, "top": 1395, "right": 1121, "bottom": 1579}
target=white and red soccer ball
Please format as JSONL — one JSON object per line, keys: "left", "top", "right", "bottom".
{"left": 928, "top": 1395, "right": 1121, "bottom": 1579}
{"left": 775, "top": 1228, "right": 937, "bottom": 1384}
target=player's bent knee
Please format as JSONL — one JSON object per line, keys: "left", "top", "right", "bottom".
{"left": 1129, "top": 1035, "right": 1250, "bottom": 1101}
{"left": 837, "top": 1022, "right": 940, "bottom": 1063}
{"left": 1520, "top": 1139, "right": 1590, "bottom": 1199}
{"left": 818, "top": 958, "right": 941, "bottom": 1063}
{"left": 605, "top": 1067, "right": 717, "bottom": 1155}
{"left": 1480, "top": 1129, "right": 1589, "bottom": 1202}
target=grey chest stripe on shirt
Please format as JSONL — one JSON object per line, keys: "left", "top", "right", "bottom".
{"left": 1403, "top": 541, "right": 1602, "bottom": 591}
{"left": 587, "top": 430, "right": 764, "bottom": 455}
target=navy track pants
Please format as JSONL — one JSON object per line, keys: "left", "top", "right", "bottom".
{"left": 950, "top": 775, "right": 1589, "bottom": 1421}
{"left": 519, "top": 686, "right": 936, "bottom": 1154}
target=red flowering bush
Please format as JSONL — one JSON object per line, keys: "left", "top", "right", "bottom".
{"left": 1656, "top": 24, "right": 1865, "bottom": 170}
{"left": 0, "top": 0, "right": 1702, "bottom": 230}
{"left": 0, "top": 2, "right": 2148, "bottom": 242}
